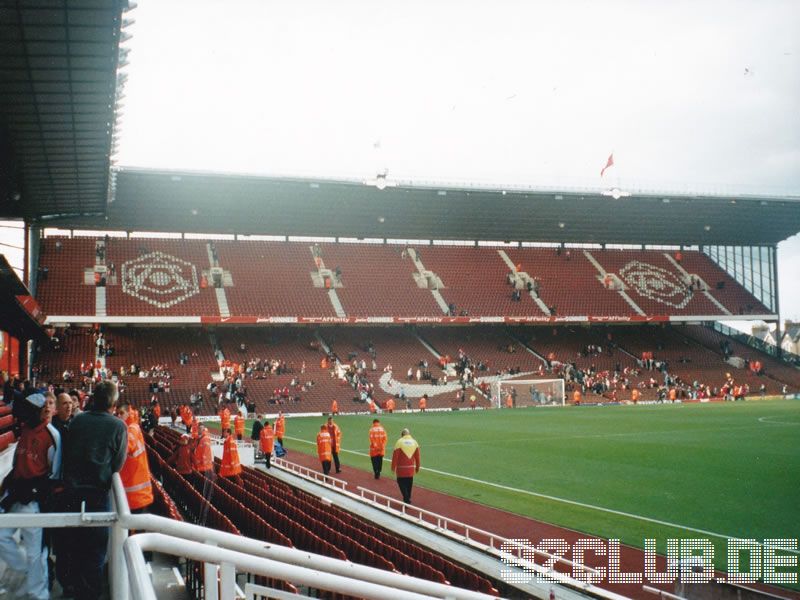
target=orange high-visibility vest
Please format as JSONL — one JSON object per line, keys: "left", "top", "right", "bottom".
{"left": 668, "top": 388, "right": 677, "bottom": 401}
{"left": 327, "top": 421, "right": 341, "bottom": 452}
{"left": 259, "top": 425, "right": 275, "bottom": 454}
{"left": 385, "top": 398, "right": 395, "bottom": 412}
{"left": 631, "top": 389, "right": 640, "bottom": 403}
{"left": 275, "top": 416, "right": 285, "bottom": 438}
{"left": 171, "top": 441, "right": 194, "bottom": 475}
{"left": 219, "top": 435, "right": 242, "bottom": 478}
{"left": 219, "top": 407, "right": 231, "bottom": 433}
{"left": 418, "top": 397, "right": 427, "bottom": 410}
{"left": 234, "top": 415, "right": 245, "bottom": 436}
{"left": 190, "top": 419, "right": 199, "bottom": 439}
{"left": 181, "top": 406, "right": 193, "bottom": 426}
{"left": 316, "top": 431, "right": 332, "bottom": 462}
{"left": 331, "top": 400, "right": 339, "bottom": 414}
{"left": 368, "top": 424, "right": 387, "bottom": 458}
{"left": 193, "top": 432, "right": 214, "bottom": 472}
{"left": 573, "top": 390, "right": 582, "bottom": 404}
{"left": 120, "top": 422, "right": 154, "bottom": 510}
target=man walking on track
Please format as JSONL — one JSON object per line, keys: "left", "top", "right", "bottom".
{"left": 391, "top": 428, "right": 420, "bottom": 504}
{"left": 368, "top": 418, "right": 387, "bottom": 479}
{"left": 316, "top": 424, "right": 332, "bottom": 475}
{"left": 326, "top": 416, "right": 342, "bottom": 473}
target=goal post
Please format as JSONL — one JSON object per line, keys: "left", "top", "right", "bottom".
{"left": 493, "top": 378, "right": 565, "bottom": 408}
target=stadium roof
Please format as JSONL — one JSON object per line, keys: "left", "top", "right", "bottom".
{"left": 0, "top": 1, "right": 130, "bottom": 220}
{"left": 39, "top": 168, "right": 800, "bottom": 247}
{"left": 0, "top": 255, "right": 47, "bottom": 342}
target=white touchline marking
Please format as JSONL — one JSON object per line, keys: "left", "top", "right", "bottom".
{"left": 172, "top": 566, "right": 185, "bottom": 587}
{"left": 757, "top": 416, "right": 800, "bottom": 426}
{"left": 283, "top": 434, "right": 799, "bottom": 552}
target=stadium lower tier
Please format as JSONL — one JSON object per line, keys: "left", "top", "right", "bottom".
{"left": 36, "top": 237, "right": 773, "bottom": 322}
{"left": 32, "top": 324, "right": 799, "bottom": 416}
{"left": 147, "top": 426, "right": 500, "bottom": 596}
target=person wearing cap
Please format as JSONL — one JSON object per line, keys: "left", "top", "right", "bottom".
{"left": 326, "top": 416, "right": 342, "bottom": 473}
{"left": 0, "top": 391, "right": 61, "bottom": 600}
{"left": 391, "top": 428, "right": 421, "bottom": 504}
{"left": 316, "top": 424, "right": 333, "bottom": 475}
{"left": 170, "top": 434, "right": 195, "bottom": 475}
{"left": 61, "top": 380, "right": 127, "bottom": 600}
{"left": 368, "top": 419, "right": 387, "bottom": 479}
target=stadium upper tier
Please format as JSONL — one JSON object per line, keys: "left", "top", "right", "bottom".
{"left": 36, "top": 237, "right": 773, "bottom": 323}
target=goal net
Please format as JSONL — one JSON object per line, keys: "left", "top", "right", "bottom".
{"left": 493, "top": 379, "right": 565, "bottom": 408}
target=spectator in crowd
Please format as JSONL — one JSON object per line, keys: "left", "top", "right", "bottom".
{"left": 116, "top": 400, "right": 154, "bottom": 514}
{"left": 316, "top": 424, "right": 333, "bottom": 476}
{"left": 0, "top": 391, "right": 61, "bottom": 600}
{"left": 250, "top": 417, "right": 263, "bottom": 443}
{"left": 259, "top": 421, "right": 275, "bottom": 469}
{"left": 368, "top": 419, "right": 387, "bottom": 479}
{"left": 391, "top": 428, "right": 421, "bottom": 504}
{"left": 52, "top": 391, "right": 73, "bottom": 438}
{"left": 61, "top": 381, "right": 127, "bottom": 600}
{"left": 326, "top": 416, "right": 342, "bottom": 473}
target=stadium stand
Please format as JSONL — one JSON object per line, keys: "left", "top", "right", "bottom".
{"left": 34, "top": 237, "right": 776, "bottom": 321}
{"left": 148, "top": 426, "right": 499, "bottom": 595}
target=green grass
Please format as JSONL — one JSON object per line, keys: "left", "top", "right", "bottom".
{"left": 238, "top": 400, "right": 800, "bottom": 578}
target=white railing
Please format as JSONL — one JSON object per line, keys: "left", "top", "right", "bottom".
{"left": 642, "top": 585, "right": 686, "bottom": 600}
{"left": 0, "top": 473, "right": 499, "bottom": 600}
{"left": 272, "top": 456, "right": 348, "bottom": 491}
{"left": 354, "top": 486, "right": 633, "bottom": 600}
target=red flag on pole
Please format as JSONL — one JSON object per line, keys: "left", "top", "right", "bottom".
{"left": 600, "top": 153, "right": 614, "bottom": 177}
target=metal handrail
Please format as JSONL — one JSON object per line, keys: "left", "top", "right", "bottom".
{"left": 272, "top": 456, "right": 348, "bottom": 491}
{"left": 357, "top": 485, "right": 599, "bottom": 575}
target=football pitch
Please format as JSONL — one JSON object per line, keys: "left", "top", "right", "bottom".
{"left": 259, "top": 399, "right": 800, "bottom": 574}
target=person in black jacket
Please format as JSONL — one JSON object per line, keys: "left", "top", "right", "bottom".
{"left": 60, "top": 381, "right": 127, "bottom": 600}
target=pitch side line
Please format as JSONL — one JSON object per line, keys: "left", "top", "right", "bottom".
{"left": 284, "top": 434, "right": 799, "bottom": 552}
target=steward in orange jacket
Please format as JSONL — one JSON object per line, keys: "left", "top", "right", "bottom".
{"left": 259, "top": 422, "right": 275, "bottom": 469}
{"left": 368, "top": 419, "right": 387, "bottom": 479}
{"left": 631, "top": 388, "right": 640, "bottom": 404}
{"left": 391, "top": 429, "right": 420, "bottom": 504}
{"left": 418, "top": 395, "right": 427, "bottom": 412}
{"left": 316, "top": 425, "right": 332, "bottom": 475}
{"left": 193, "top": 427, "right": 214, "bottom": 474}
{"left": 219, "top": 434, "right": 242, "bottom": 481}
{"left": 219, "top": 405, "right": 231, "bottom": 436}
{"left": 275, "top": 413, "right": 285, "bottom": 445}
{"left": 234, "top": 414, "right": 245, "bottom": 440}
{"left": 326, "top": 416, "right": 342, "bottom": 473}
{"left": 331, "top": 399, "right": 339, "bottom": 415}
{"left": 117, "top": 401, "right": 153, "bottom": 511}
{"left": 169, "top": 434, "right": 194, "bottom": 475}
{"left": 572, "top": 389, "right": 582, "bottom": 405}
